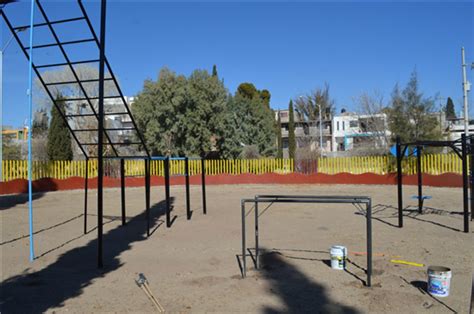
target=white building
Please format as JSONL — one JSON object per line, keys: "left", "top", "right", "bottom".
{"left": 331, "top": 111, "right": 390, "bottom": 152}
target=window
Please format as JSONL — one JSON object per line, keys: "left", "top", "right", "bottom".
{"left": 343, "top": 121, "right": 345, "bottom": 130}
{"left": 280, "top": 112, "right": 288, "bottom": 118}
{"left": 337, "top": 121, "right": 339, "bottom": 131}
{"left": 350, "top": 121, "right": 358, "bottom": 128}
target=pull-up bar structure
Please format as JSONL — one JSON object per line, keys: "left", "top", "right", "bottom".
{"left": 2, "top": 0, "right": 208, "bottom": 267}
{"left": 396, "top": 134, "right": 473, "bottom": 233}
{"left": 240, "top": 195, "right": 373, "bottom": 287}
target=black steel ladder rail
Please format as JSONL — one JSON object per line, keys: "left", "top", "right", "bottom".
{"left": 77, "top": 0, "right": 150, "bottom": 157}
{"left": 1, "top": 10, "right": 88, "bottom": 158}
{"left": 34, "top": 0, "right": 119, "bottom": 157}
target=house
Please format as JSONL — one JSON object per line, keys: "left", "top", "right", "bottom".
{"left": 275, "top": 109, "right": 332, "bottom": 157}
{"left": 331, "top": 111, "right": 390, "bottom": 153}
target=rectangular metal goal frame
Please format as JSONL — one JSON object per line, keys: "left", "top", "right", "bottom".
{"left": 240, "top": 195, "right": 372, "bottom": 287}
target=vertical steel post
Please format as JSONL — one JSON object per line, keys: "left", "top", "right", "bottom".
{"left": 470, "top": 137, "right": 474, "bottom": 221}
{"left": 185, "top": 157, "right": 191, "bottom": 220}
{"left": 462, "top": 134, "right": 469, "bottom": 233}
{"left": 26, "top": 0, "right": 36, "bottom": 262}
{"left": 201, "top": 157, "right": 207, "bottom": 215}
{"left": 84, "top": 157, "right": 89, "bottom": 234}
{"left": 396, "top": 136, "right": 403, "bottom": 228}
{"left": 417, "top": 145, "right": 423, "bottom": 213}
{"left": 164, "top": 157, "right": 171, "bottom": 227}
{"left": 255, "top": 197, "right": 259, "bottom": 269}
{"left": 145, "top": 159, "right": 150, "bottom": 236}
{"left": 97, "top": 0, "right": 107, "bottom": 268}
{"left": 241, "top": 200, "right": 246, "bottom": 278}
{"left": 120, "top": 158, "right": 126, "bottom": 226}
{"left": 366, "top": 199, "right": 372, "bottom": 287}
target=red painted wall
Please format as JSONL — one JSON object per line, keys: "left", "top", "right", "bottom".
{"left": 0, "top": 172, "right": 463, "bottom": 195}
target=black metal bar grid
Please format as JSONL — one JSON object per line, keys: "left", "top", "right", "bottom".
{"left": 2, "top": 0, "right": 150, "bottom": 159}
{"left": 241, "top": 195, "right": 372, "bottom": 287}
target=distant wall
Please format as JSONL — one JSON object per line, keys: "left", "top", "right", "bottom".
{"left": 0, "top": 172, "right": 463, "bottom": 195}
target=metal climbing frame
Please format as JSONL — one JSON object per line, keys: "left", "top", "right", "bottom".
{"left": 1, "top": 0, "right": 149, "bottom": 159}
{"left": 240, "top": 195, "right": 373, "bottom": 287}
{"left": 396, "top": 134, "right": 474, "bottom": 233}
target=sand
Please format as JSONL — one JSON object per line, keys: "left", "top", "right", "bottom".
{"left": 1, "top": 183, "right": 473, "bottom": 313}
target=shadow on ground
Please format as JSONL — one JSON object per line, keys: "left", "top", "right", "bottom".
{"left": 0, "top": 192, "right": 46, "bottom": 211}
{"left": 259, "top": 249, "right": 361, "bottom": 314}
{"left": 354, "top": 203, "right": 465, "bottom": 232}
{"left": 0, "top": 198, "right": 173, "bottom": 313}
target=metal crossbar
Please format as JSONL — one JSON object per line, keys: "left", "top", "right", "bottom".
{"left": 1, "top": 0, "right": 150, "bottom": 158}
{"left": 240, "top": 195, "right": 372, "bottom": 287}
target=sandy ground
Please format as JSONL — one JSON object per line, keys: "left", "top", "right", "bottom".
{"left": 1, "top": 183, "right": 473, "bottom": 313}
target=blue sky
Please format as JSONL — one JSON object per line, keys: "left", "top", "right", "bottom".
{"left": 2, "top": 0, "right": 473, "bottom": 127}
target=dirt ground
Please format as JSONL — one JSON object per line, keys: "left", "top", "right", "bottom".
{"left": 1, "top": 183, "right": 473, "bottom": 313}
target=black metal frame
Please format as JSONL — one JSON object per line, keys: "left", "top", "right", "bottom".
{"left": 1, "top": 0, "right": 150, "bottom": 159}
{"left": 240, "top": 195, "right": 373, "bottom": 287}
{"left": 396, "top": 135, "right": 473, "bottom": 233}
{"left": 3, "top": 0, "right": 209, "bottom": 268}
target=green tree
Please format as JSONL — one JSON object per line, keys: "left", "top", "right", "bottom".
{"left": 259, "top": 89, "right": 271, "bottom": 109}
{"left": 445, "top": 97, "right": 456, "bottom": 120}
{"left": 237, "top": 82, "right": 258, "bottom": 99}
{"left": 212, "top": 65, "right": 218, "bottom": 77}
{"left": 288, "top": 100, "right": 296, "bottom": 159}
{"left": 276, "top": 114, "right": 283, "bottom": 158}
{"left": 47, "top": 96, "right": 73, "bottom": 160}
{"left": 133, "top": 68, "right": 228, "bottom": 156}
{"left": 2, "top": 135, "right": 21, "bottom": 160}
{"left": 387, "top": 70, "right": 442, "bottom": 143}
{"left": 218, "top": 92, "right": 276, "bottom": 158}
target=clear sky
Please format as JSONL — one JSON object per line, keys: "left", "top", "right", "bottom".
{"left": 2, "top": 0, "right": 473, "bottom": 128}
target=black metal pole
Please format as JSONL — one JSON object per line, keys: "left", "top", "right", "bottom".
{"left": 84, "top": 157, "right": 88, "bottom": 234}
{"left": 241, "top": 200, "right": 246, "bottom": 278}
{"left": 164, "top": 157, "right": 171, "bottom": 227}
{"left": 145, "top": 159, "right": 150, "bottom": 236}
{"left": 201, "top": 157, "right": 207, "bottom": 215}
{"left": 417, "top": 145, "right": 423, "bottom": 214}
{"left": 461, "top": 134, "right": 469, "bottom": 233}
{"left": 470, "top": 137, "right": 474, "bottom": 222}
{"left": 366, "top": 199, "right": 372, "bottom": 287}
{"left": 255, "top": 196, "right": 259, "bottom": 269}
{"left": 396, "top": 136, "right": 403, "bottom": 228}
{"left": 120, "top": 158, "right": 126, "bottom": 226}
{"left": 97, "top": 0, "right": 107, "bottom": 269}
{"left": 185, "top": 157, "right": 191, "bottom": 220}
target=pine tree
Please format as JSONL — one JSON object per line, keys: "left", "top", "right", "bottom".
{"left": 47, "top": 96, "right": 73, "bottom": 160}
{"left": 212, "top": 65, "right": 218, "bottom": 78}
{"left": 445, "top": 97, "right": 456, "bottom": 120}
{"left": 387, "top": 70, "right": 442, "bottom": 143}
{"left": 288, "top": 100, "right": 296, "bottom": 160}
{"left": 276, "top": 114, "right": 283, "bottom": 158}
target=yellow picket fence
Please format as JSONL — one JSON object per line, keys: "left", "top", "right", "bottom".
{"left": 0, "top": 154, "right": 464, "bottom": 182}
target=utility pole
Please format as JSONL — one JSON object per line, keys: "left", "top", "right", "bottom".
{"left": 462, "top": 47, "right": 471, "bottom": 135}
{"left": 318, "top": 102, "right": 323, "bottom": 158}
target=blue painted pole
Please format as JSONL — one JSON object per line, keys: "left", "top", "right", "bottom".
{"left": 27, "top": 0, "right": 36, "bottom": 261}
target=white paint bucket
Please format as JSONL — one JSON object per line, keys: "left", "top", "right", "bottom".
{"left": 330, "top": 245, "right": 347, "bottom": 270}
{"left": 427, "top": 266, "right": 452, "bottom": 297}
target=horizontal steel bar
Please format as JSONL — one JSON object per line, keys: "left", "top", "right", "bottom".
{"left": 64, "top": 95, "right": 121, "bottom": 101}
{"left": 45, "top": 78, "right": 113, "bottom": 86}
{"left": 71, "top": 127, "right": 136, "bottom": 132}
{"left": 36, "top": 59, "right": 100, "bottom": 68}
{"left": 242, "top": 198, "right": 370, "bottom": 204}
{"left": 64, "top": 112, "right": 130, "bottom": 118}
{"left": 25, "top": 38, "right": 95, "bottom": 50}
{"left": 256, "top": 195, "right": 370, "bottom": 200}
{"left": 14, "top": 16, "right": 86, "bottom": 30}
{"left": 104, "top": 156, "right": 149, "bottom": 160}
